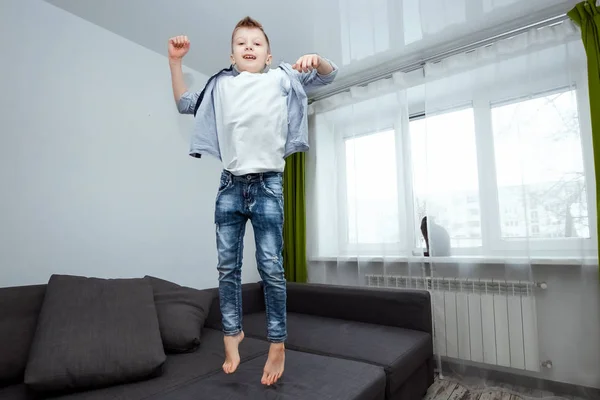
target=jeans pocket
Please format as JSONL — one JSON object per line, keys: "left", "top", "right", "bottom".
{"left": 218, "top": 173, "right": 232, "bottom": 193}
{"left": 261, "top": 175, "right": 283, "bottom": 198}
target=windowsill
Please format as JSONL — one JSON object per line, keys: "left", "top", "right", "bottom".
{"left": 308, "top": 255, "right": 598, "bottom": 266}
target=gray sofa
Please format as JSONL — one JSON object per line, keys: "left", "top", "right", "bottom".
{"left": 0, "top": 275, "right": 434, "bottom": 400}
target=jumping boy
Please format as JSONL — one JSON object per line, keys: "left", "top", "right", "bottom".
{"left": 167, "top": 17, "right": 338, "bottom": 386}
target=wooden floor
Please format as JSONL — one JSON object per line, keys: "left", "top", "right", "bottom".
{"left": 424, "top": 377, "right": 584, "bottom": 400}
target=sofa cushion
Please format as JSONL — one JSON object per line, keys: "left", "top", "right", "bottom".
{"left": 144, "top": 276, "right": 214, "bottom": 353}
{"left": 0, "top": 285, "right": 46, "bottom": 387}
{"left": 0, "top": 384, "right": 35, "bottom": 400}
{"left": 24, "top": 275, "right": 166, "bottom": 393}
{"left": 49, "top": 329, "right": 270, "bottom": 400}
{"left": 243, "top": 312, "right": 432, "bottom": 398}
{"left": 145, "top": 349, "right": 386, "bottom": 400}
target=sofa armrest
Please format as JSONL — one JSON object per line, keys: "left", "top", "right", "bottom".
{"left": 204, "top": 283, "right": 265, "bottom": 330}
{"left": 286, "top": 282, "right": 432, "bottom": 334}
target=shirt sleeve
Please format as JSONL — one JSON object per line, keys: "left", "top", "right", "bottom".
{"left": 295, "top": 57, "right": 339, "bottom": 90}
{"left": 177, "top": 91, "right": 200, "bottom": 114}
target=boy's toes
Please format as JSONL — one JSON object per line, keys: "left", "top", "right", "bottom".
{"left": 271, "top": 373, "right": 280, "bottom": 385}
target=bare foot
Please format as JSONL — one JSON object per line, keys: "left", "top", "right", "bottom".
{"left": 261, "top": 343, "right": 285, "bottom": 385}
{"left": 223, "top": 331, "right": 244, "bottom": 374}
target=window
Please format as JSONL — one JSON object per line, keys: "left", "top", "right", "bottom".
{"left": 345, "top": 130, "right": 400, "bottom": 244}
{"left": 332, "top": 64, "right": 594, "bottom": 259}
{"left": 410, "top": 108, "right": 482, "bottom": 248}
{"left": 491, "top": 90, "right": 589, "bottom": 240}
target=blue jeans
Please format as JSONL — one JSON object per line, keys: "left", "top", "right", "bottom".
{"left": 215, "top": 170, "right": 287, "bottom": 343}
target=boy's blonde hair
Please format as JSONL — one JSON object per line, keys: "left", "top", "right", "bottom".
{"left": 231, "top": 16, "right": 271, "bottom": 52}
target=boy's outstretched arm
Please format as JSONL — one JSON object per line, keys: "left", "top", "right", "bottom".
{"left": 168, "top": 35, "right": 198, "bottom": 114}
{"left": 293, "top": 54, "right": 334, "bottom": 76}
{"left": 292, "top": 54, "right": 338, "bottom": 89}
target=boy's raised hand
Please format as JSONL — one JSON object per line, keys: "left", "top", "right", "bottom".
{"left": 168, "top": 36, "right": 190, "bottom": 60}
{"left": 293, "top": 54, "right": 322, "bottom": 73}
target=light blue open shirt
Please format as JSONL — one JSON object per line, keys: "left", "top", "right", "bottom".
{"left": 176, "top": 59, "right": 339, "bottom": 161}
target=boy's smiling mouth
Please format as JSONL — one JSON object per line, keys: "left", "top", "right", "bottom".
{"left": 243, "top": 55, "right": 257, "bottom": 60}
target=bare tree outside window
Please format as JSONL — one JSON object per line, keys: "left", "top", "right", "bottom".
{"left": 491, "top": 89, "right": 589, "bottom": 240}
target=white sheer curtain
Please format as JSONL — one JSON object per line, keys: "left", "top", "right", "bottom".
{"left": 307, "top": 18, "right": 599, "bottom": 398}
{"left": 311, "top": 0, "right": 576, "bottom": 78}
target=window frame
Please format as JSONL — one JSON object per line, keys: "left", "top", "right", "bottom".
{"left": 336, "top": 66, "right": 597, "bottom": 259}
{"left": 406, "top": 103, "right": 485, "bottom": 255}
{"left": 338, "top": 127, "right": 408, "bottom": 255}
{"left": 484, "top": 85, "right": 596, "bottom": 256}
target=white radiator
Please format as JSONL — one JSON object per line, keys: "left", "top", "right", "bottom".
{"left": 365, "top": 274, "right": 543, "bottom": 372}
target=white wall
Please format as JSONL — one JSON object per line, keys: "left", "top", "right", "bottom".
{"left": 0, "top": 0, "right": 261, "bottom": 289}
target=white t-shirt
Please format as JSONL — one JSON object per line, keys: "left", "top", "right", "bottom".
{"left": 214, "top": 68, "right": 290, "bottom": 176}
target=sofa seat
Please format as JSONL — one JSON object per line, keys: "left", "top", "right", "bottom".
{"left": 0, "top": 329, "right": 269, "bottom": 400}
{"left": 242, "top": 312, "right": 432, "bottom": 398}
{"left": 146, "top": 349, "right": 386, "bottom": 400}
{"left": 0, "top": 349, "right": 387, "bottom": 400}
{"left": 0, "top": 384, "right": 31, "bottom": 400}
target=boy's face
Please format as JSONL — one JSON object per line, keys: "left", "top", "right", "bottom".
{"left": 231, "top": 27, "right": 272, "bottom": 73}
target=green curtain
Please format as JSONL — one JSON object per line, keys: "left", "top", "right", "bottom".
{"left": 568, "top": 1, "right": 600, "bottom": 262}
{"left": 282, "top": 152, "right": 307, "bottom": 283}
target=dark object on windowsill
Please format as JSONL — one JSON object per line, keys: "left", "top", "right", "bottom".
{"left": 420, "top": 216, "right": 451, "bottom": 257}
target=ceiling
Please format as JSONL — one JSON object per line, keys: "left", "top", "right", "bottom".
{"left": 45, "top": 0, "right": 321, "bottom": 77}
{"left": 45, "top": 0, "right": 577, "bottom": 94}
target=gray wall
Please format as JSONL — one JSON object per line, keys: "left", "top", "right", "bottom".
{"left": 0, "top": 1, "right": 261, "bottom": 289}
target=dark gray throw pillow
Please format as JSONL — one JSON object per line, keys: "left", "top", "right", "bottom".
{"left": 144, "top": 276, "right": 214, "bottom": 353}
{"left": 24, "top": 275, "right": 166, "bottom": 393}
